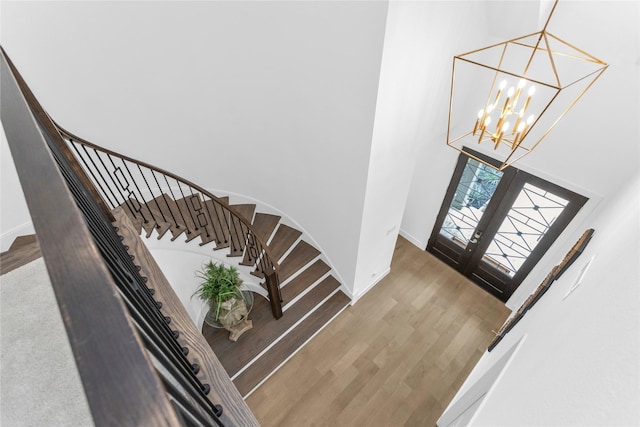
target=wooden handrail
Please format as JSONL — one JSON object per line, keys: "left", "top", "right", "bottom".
{"left": 1, "top": 47, "right": 184, "bottom": 426}
{"left": 56, "top": 124, "right": 283, "bottom": 319}
{"left": 0, "top": 51, "right": 114, "bottom": 221}
{"left": 55, "top": 124, "right": 281, "bottom": 280}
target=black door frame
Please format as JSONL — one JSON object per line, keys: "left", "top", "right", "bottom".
{"left": 427, "top": 148, "right": 588, "bottom": 302}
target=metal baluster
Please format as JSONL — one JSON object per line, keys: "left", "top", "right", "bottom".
{"left": 134, "top": 316, "right": 225, "bottom": 425}
{"left": 164, "top": 176, "right": 190, "bottom": 236}
{"left": 176, "top": 181, "right": 198, "bottom": 237}
{"left": 49, "top": 145, "right": 190, "bottom": 363}
{"left": 156, "top": 179, "right": 180, "bottom": 227}
{"left": 66, "top": 139, "right": 118, "bottom": 209}
{"left": 149, "top": 170, "right": 170, "bottom": 224}
{"left": 58, "top": 169, "right": 208, "bottom": 402}
{"left": 200, "top": 195, "right": 216, "bottom": 242}
{"left": 216, "top": 201, "right": 231, "bottom": 246}
{"left": 227, "top": 206, "right": 242, "bottom": 254}
{"left": 131, "top": 163, "right": 161, "bottom": 225}
{"left": 119, "top": 159, "right": 158, "bottom": 227}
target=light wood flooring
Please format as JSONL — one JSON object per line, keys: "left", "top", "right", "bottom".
{"left": 246, "top": 236, "right": 511, "bottom": 426}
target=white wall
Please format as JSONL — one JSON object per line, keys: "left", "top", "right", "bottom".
{"left": 444, "top": 171, "right": 640, "bottom": 426}
{"left": 1, "top": 127, "right": 34, "bottom": 251}
{"left": 352, "top": 0, "right": 490, "bottom": 299}
{"left": 3, "top": 1, "right": 637, "bottom": 306}
{"left": 399, "top": 0, "right": 639, "bottom": 310}
{"left": 0, "top": 1, "right": 388, "bottom": 293}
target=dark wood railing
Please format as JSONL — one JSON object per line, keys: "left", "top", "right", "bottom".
{"left": 1, "top": 47, "right": 255, "bottom": 426}
{"left": 54, "top": 125, "right": 283, "bottom": 319}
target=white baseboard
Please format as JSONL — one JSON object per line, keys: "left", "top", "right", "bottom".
{"left": 399, "top": 229, "right": 426, "bottom": 249}
{"left": 0, "top": 222, "right": 34, "bottom": 252}
{"left": 350, "top": 267, "right": 391, "bottom": 305}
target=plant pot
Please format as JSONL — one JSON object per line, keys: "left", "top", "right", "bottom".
{"left": 204, "top": 290, "right": 254, "bottom": 329}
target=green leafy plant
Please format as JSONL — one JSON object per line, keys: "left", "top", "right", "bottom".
{"left": 194, "top": 261, "right": 243, "bottom": 321}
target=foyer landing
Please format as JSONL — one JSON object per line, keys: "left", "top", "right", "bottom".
{"left": 246, "top": 236, "right": 511, "bottom": 426}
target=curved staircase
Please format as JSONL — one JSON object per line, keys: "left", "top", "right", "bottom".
{"left": 60, "top": 127, "right": 351, "bottom": 398}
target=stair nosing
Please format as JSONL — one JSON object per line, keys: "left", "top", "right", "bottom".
{"left": 275, "top": 236, "right": 303, "bottom": 265}
{"left": 231, "top": 287, "right": 344, "bottom": 382}
{"left": 242, "top": 300, "right": 350, "bottom": 399}
{"left": 205, "top": 274, "right": 342, "bottom": 377}
{"left": 267, "top": 224, "right": 302, "bottom": 260}
{"left": 234, "top": 289, "right": 351, "bottom": 397}
{"left": 282, "top": 271, "right": 333, "bottom": 312}
{"left": 278, "top": 256, "right": 323, "bottom": 288}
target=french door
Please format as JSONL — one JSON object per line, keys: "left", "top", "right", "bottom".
{"left": 427, "top": 149, "right": 587, "bottom": 302}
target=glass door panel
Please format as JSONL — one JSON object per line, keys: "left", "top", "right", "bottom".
{"left": 440, "top": 158, "right": 503, "bottom": 247}
{"left": 428, "top": 149, "right": 587, "bottom": 302}
{"left": 481, "top": 183, "right": 570, "bottom": 277}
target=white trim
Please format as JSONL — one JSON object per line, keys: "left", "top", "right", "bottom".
{"left": 231, "top": 287, "right": 342, "bottom": 382}
{"left": 0, "top": 221, "right": 35, "bottom": 252}
{"left": 438, "top": 335, "right": 528, "bottom": 427}
{"left": 129, "top": 185, "right": 347, "bottom": 294}
{"left": 204, "top": 187, "right": 347, "bottom": 288}
{"left": 398, "top": 228, "right": 425, "bottom": 249}
{"left": 349, "top": 266, "right": 391, "bottom": 305}
{"left": 282, "top": 270, "right": 332, "bottom": 312}
{"left": 241, "top": 293, "right": 350, "bottom": 399}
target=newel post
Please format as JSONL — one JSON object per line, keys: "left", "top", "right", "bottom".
{"left": 265, "top": 271, "right": 283, "bottom": 319}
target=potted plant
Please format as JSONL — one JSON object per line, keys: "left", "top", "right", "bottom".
{"left": 194, "top": 261, "right": 249, "bottom": 330}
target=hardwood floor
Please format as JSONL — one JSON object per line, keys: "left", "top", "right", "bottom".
{"left": 246, "top": 236, "right": 511, "bottom": 426}
{"left": 0, "top": 235, "right": 41, "bottom": 276}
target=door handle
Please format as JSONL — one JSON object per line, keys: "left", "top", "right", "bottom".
{"left": 469, "top": 230, "right": 483, "bottom": 244}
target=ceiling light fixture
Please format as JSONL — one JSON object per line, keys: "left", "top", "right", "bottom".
{"left": 446, "top": 0, "right": 608, "bottom": 170}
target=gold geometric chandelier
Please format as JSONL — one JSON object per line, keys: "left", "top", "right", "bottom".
{"left": 446, "top": 0, "right": 608, "bottom": 170}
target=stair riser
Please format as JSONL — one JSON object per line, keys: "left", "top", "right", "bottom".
{"left": 233, "top": 289, "right": 351, "bottom": 397}
{"left": 118, "top": 188, "right": 350, "bottom": 402}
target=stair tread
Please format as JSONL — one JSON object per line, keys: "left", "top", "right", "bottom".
{"left": 118, "top": 200, "right": 144, "bottom": 234}
{"left": 251, "top": 213, "right": 281, "bottom": 242}
{"left": 281, "top": 259, "right": 332, "bottom": 304}
{"left": 233, "top": 289, "right": 350, "bottom": 397}
{"left": 231, "top": 204, "right": 256, "bottom": 223}
{"left": 144, "top": 195, "right": 187, "bottom": 240}
{"left": 119, "top": 196, "right": 165, "bottom": 237}
{"left": 8, "top": 235, "right": 38, "bottom": 251}
{"left": 268, "top": 224, "right": 302, "bottom": 261}
{"left": 203, "top": 197, "right": 230, "bottom": 249}
{"left": 203, "top": 275, "right": 343, "bottom": 378}
{"left": 241, "top": 213, "right": 281, "bottom": 266}
{"left": 278, "top": 240, "right": 321, "bottom": 283}
{"left": 1, "top": 236, "right": 42, "bottom": 275}
{"left": 124, "top": 198, "right": 158, "bottom": 238}
{"left": 228, "top": 204, "right": 256, "bottom": 257}
{"left": 175, "top": 195, "right": 207, "bottom": 242}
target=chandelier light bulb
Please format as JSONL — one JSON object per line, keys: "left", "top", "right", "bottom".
{"left": 473, "top": 108, "right": 486, "bottom": 134}
{"left": 448, "top": 0, "right": 608, "bottom": 170}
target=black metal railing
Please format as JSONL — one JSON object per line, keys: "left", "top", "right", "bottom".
{"left": 1, "top": 47, "right": 239, "bottom": 426}
{"left": 55, "top": 126, "right": 283, "bottom": 319}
